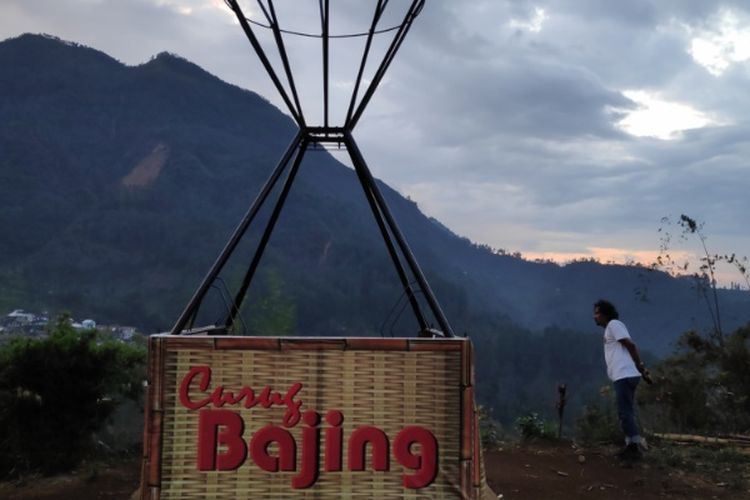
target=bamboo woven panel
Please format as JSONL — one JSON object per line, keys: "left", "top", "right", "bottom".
{"left": 145, "top": 337, "right": 487, "bottom": 499}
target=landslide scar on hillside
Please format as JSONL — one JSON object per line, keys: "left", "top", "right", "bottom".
{"left": 121, "top": 143, "right": 169, "bottom": 187}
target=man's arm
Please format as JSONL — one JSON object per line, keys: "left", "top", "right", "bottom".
{"left": 619, "top": 338, "right": 653, "bottom": 384}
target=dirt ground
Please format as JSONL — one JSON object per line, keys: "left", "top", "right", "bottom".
{"left": 0, "top": 459, "right": 141, "bottom": 500}
{"left": 485, "top": 441, "right": 750, "bottom": 499}
{"left": 1, "top": 442, "right": 749, "bottom": 499}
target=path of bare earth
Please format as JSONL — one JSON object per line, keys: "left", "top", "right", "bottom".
{"left": 1, "top": 442, "right": 748, "bottom": 499}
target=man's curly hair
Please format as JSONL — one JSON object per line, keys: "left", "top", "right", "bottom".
{"left": 594, "top": 299, "right": 619, "bottom": 320}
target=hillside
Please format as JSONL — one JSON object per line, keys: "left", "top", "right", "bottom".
{"left": 2, "top": 34, "right": 748, "bottom": 347}
{"left": 2, "top": 34, "right": 750, "bottom": 422}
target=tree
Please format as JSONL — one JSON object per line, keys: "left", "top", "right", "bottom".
{"left": 244, "top": 269, "right": 297, "bottom": 336}
{"left": 654, "top": 214, "right": 750, "bottom": 347}
{"left": 636, "top": 214, "right": 750, "bottom": 435}
{"left": 0, "top": 315, "right": 146, "bottom": 474}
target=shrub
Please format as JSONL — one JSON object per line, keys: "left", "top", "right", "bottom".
{"left": 515, "top": 412, "right": 557, "bottom": 441}
{"left": 639, "top": 325, "right": 750, "bottom": 434}
{"left": 574, "top": 403, "right": 622, "bottom": 445}
{"left": 0, "top": 315, "right": 146, "bottom": 475}
{"left": 574, "top": 384, "right": 626, "bottom": 444}
{"left": 477, "top": 405, "right": 503, "bottom": 449}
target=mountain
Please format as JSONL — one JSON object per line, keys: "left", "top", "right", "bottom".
{"left": 2, "top": 33, "right": 749, "bottom": 360}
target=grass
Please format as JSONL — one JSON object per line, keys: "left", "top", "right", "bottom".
{"left": 647, "top": 441, "right": 750, "bottom": 491}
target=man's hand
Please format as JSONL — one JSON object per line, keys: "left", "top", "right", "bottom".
{"left": 638, "top": 363, "right": 654, "bottom": 385}
{"left": 619, "top": 338, "right": 653, "bottom": 385}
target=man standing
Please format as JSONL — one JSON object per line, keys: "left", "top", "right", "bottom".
{"left": 593, "top": 299, "right": 650, "bottom": 461}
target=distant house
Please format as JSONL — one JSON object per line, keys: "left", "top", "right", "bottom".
{"left": 7, "top": 309, "right": 35, "bottom": 324}
{"left": 2, "top": 309, "right": 49, "bottom": 337}
{"left": 112, "top": 326, "right": 137, "bottom": 340}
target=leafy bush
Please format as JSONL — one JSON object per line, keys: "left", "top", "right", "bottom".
{"left": 477, "top": 405, "right": 503, "bottom": 449}
{"left": 515, "top": 412, "right": 557, "bottom": 441}
{"left": 0, "top": 315, "right": 146, "bottom": 475}
{"left": 574, "top": 383, "right": 627, "bottom": 444}
{"left": 639, "top": 324, "right": 750, "bottom": 434}
{"left": 574, "top": 402, "right": 622, "bottom": 445}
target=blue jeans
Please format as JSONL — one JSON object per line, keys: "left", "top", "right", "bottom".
{"left": 613, "top": 376, "right": 641, "bottom": 443}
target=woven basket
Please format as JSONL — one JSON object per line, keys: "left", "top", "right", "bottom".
{"left": 140, "top": 336, "right": 495, "bottom": 499}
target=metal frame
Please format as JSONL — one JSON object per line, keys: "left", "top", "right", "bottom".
{"left": 171, "top": 0, "right": 453, "bottom": 337}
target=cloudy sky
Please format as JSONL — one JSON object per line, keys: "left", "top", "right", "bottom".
{"left": 2, "top": 0, "right": 750, "bottom": 286}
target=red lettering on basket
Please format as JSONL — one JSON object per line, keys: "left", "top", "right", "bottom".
{"left": 180, "top": 365, "right": 439, "bottom": 489}
{"left": 179, "top": 365, "right": 303, "bottom": 427}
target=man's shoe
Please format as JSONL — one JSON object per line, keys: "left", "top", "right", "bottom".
{"left": 616, "top": 443, "right": 642, "bottom": 461}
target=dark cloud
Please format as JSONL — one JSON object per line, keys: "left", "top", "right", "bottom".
{"left": 390, "top": 55, "right": 633, "bottom": 144}
{"left": 1, "top": 0, "right": 749, "bottom": 273}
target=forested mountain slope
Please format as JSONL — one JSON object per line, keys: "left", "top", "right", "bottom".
{"left": 1, "top": 34, "right": 748, "bottom": 361}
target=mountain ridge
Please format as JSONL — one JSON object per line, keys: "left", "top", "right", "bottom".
{"left": 1, "top": 33, "right": 748, "bottom": 358}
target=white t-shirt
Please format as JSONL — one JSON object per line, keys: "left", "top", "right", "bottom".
{"left": 603, "top": 319, "right": 641, "bottom": 381}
